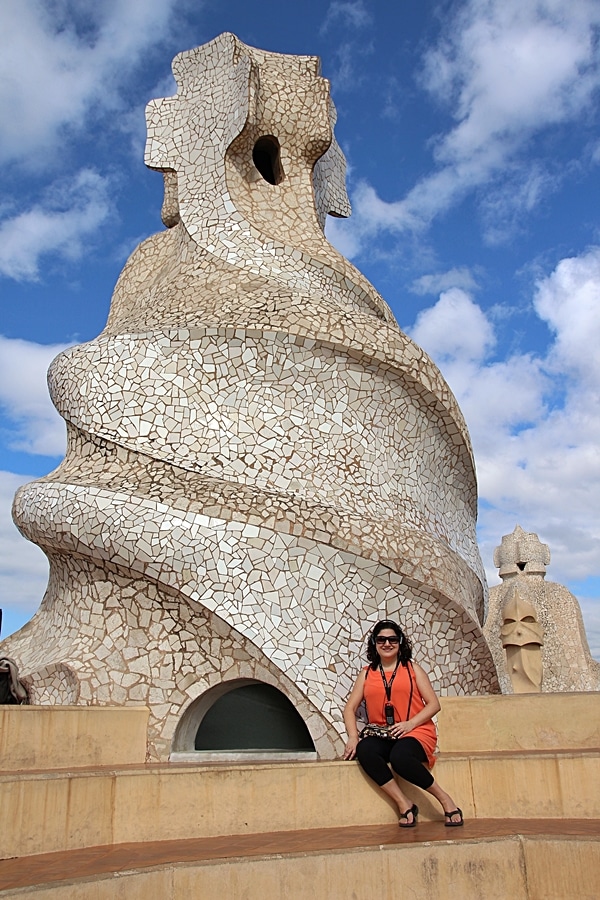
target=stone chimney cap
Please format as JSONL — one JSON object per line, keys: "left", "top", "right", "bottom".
{"left": 493, "top": 525, "right": 550, "bottom": 580}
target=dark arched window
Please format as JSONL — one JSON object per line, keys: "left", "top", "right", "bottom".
{"left": 252, "top": 135, "right": 284, "bottom": 185}
{"left": 194, "top": 682, "right": 314, "bottom": 751}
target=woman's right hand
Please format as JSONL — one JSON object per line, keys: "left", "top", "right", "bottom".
{"left": 343, "top": 737, "right": 359, "bottom": 760}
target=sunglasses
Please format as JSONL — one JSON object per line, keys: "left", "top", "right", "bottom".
{"left": 375, "top": 636, "right": 400, "bottom": 646}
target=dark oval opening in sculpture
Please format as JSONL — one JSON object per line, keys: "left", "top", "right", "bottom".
{"left": 252, "top": 135, "right": 283, "bottom": 185}
{"left": 194, "top": 682, "right": 314, "bottom": 751}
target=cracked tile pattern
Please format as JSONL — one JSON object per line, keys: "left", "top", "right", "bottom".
{"left": 1, "top": 34, "right": 499, "bottom": 760}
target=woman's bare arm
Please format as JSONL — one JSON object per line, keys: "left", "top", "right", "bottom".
{"left": 342, "top": 669, "right": 367, "bottom": 759}
{"left": 390, "top": 662, "right": 441, "bottom": 737}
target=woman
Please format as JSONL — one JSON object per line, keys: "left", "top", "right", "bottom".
{"left": 343, "top": 619, "right": 463, "bottom": 828}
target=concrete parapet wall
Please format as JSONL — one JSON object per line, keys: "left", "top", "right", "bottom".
{"left": 2, "top": 692, "right": 597, "bottom": 773}
{"left": 437, "top": 692, "right": 600, "bottom": 752}
{"left": 0, "top": 706, "right": 149, "bottom": 772}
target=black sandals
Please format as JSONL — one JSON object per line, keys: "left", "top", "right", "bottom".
{"left": 398, "top": 803, "right": 419, "bottom": 828}
{"left": 444, "top": 808, "right": 464, "bottom": 827}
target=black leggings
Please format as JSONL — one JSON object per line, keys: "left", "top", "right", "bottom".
{"left": 356, "top": 736, "right": 434, "bottom": 790}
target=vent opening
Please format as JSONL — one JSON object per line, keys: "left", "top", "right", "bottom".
{"left": 195, "top": 682, "right": 314, "bottom": 751}
{"left": 252, "top": 135, "right": 283, "bottom": 185}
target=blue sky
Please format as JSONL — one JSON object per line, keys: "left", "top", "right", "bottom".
{"left": 1, "top": 0, "right": 599, "bottom": 659}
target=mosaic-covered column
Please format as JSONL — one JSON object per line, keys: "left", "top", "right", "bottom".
{"left": 2, "top": 33, "right": 499, "bottom": 759}
{"left": 485, "top": 525, "right": 600, "bottom": 693}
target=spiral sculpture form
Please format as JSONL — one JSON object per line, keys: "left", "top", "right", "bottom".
{"left": 2, "top": 35, "right": 499, "bottom": 759}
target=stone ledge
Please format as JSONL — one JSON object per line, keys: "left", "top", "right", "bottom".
{"left": 0, "top": 706, "right": 149, "bottom": 772}
{"left": 1, "top": 823, "right": 598, "bottom": 899}
{"left": 2, "top": 752, "right": 599, "bottom": 859}
{"left": 437, "top": 691, "right": 600, "bottom": 751}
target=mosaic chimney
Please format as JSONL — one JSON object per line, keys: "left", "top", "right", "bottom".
{"left": 2, "top": 34, "right": 499, "bottom": 759}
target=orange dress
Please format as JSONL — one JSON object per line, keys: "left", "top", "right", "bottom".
{"left": 363, "top": 663, "right": 437, "bottom": 768}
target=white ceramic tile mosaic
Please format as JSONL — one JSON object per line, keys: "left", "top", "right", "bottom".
{"left": 1, "top": 34, "right": 500, "bottom": 760}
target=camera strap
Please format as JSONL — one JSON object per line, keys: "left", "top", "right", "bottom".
{"left": 379, "top": 661, "right": 415, "bottom": 722}
{"left": 378, "top": 660, "right": 400, "bottom": 703}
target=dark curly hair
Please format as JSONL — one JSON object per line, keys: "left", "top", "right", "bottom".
{"left": 366, "top": 619, "right": 413, "bottom": 670}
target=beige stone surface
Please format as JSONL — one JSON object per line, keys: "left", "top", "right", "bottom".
{"left": 2, "top": 751, "right": 599, "bottom": 860}
{"left": 437, "top": 692, "right": 600, "bottom": 752}
{"left": 5, "top": 838, "right": 600, "bottom": 900}
{"left": 2, "top": 697, "right": 598, "bottom": 897}
{"left": 0, "top": 706, "right": 148, "bottom": 772}
{"left": 1, "top": 869, "right": 172, "bottom": 900}
{"left": 4, "top": 692, "right": 596, "bottom": 770}
{"left": 0, "top": 771, "right": 114, "bottom": 859}
{"left": 468, "top": 752, "right": 600, "bottom": 819}
{"left": 173, "top": 840, "right": 530, "bottom": 900}
{"left": 486, "top": 525, "right": 600, "bottom": 692}
{"left": 0, "top": 32, "right": 497, "bottom": 760}
{"left": 522, "top": 838, "right": 600, "bottom": 900}
{"left": 0, "top": 761, "right": 402, "bottom": 858}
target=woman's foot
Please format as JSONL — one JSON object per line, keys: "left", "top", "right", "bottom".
{"left": 398, "top": 803, "right": 419, "bottom": 828}
{"left": 444, "top": 808, "right": 464, "bottom": 827}
{"left": 425, "top": 783, "right": 464, "bottom": 825}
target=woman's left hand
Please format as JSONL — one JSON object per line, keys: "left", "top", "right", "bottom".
{"left": 343, "top": 737, "right": 359, "bottom": 760}
{"left": 390, "top": 720, "right": 414, "bottom": 738}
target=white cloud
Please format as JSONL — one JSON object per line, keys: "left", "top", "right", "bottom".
{"left": 406, "top": 248, "right": 600, "bottom": 657}
{"left": 320, "top": 1, "right": 373, "bottom": 92}
{"left": 0, "top": 471, "right": 48, "bottom": 630}
{"left": 325, "top": 179, "right": 417, "bottom": 258}
{"left": 0, "top": 2, "right": 193, "bottom": 278}
{"left": 0, "top": 335, "right": 71, "bottom": 633}
{"left": 424, "top": 1, "right": 600, "bottom": 161}
{"left": 0, "top": 169, "right": 111, "bottom": 281}
{"left": 334, "top": 0, "right": 600, "bottom": 252}
{"left": 411, "top": 267, "right": 480, "bottom": 296}
{"left": 409, "top": 288, "right": 495, "bottom": 364}
{"left": 406, "top": 248, "right": 600, "bottom": 595}
{"left": 320, "top": 1, "right": 371, "bottom": 34}
{"left": 325, "top": 215, "right": 362, "bottom": 259}
{"left": 0, "top": 335, "right": 71, "bottom": 456}
{"left": 0, "top": 0, "right": 183, "bottom": 168}
{"left": 534, "top": 246, "right": 600, "bottom": 382}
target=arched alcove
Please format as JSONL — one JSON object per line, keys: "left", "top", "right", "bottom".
{"left": 171, "top": 678, "right": 317, "bottom": 761}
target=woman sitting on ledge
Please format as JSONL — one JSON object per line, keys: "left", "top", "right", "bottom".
{"left": 343, "top": 619, "right": 463, "bottom": 828}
